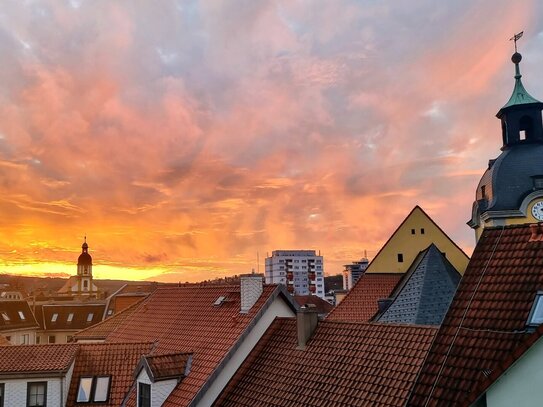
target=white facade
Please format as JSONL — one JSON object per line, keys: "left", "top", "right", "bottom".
{"left": 1, "top": 362, "right": 74, "bottom": 407}
{"left": 265, "top": 250, "right": 325, "bottom": 298}
{"left": 2, "top": 328, "right": 37, "bottom": 345}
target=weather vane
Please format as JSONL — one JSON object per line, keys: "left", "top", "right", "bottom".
{"left": 510, "top": 31, "right": 524, "bottom": 53}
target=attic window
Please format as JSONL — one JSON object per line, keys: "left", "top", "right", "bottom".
{"left": 420, "top": 228, "right": 425, "bottom": 234}
{"left": 51, "top": 313, "right": 58, "bottom": 322}
{"left": 1, "top": 312, "right": 9, "bottom": 322}
{"left": 411, "top": 229, "right": 415, "bottom": 235}
{"left": 18, "top": 311, "right": 25, "bottom": 320}
{"left": 67, "top": 313, "right": 74, "bottom": 323}
{"left": 87, "top": 313, "right": 94, "bottom": 322}
{"left": 213, "top": 296, "right": 227, "bottom": 306}
{"left": 397, "top": 253, "right": 404, "bottom": 263}
{"left": 527, "top": 292, "right": 543, "bottom": 326}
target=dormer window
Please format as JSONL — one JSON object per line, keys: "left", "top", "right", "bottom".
{"left": 138, "top": 383, "right": 151, "bottom": 407}
{"left": 87, "top": 313, "right": 94, "bottom": 322}
{"left": 528, "top": 292, "right": 543, "bottom": 326}
{"left": 51, "top": 313, "right": 58, "bottom": 322}
{"left": 1, "top": 312, "right": 9, "bottom": 322}
{"left": 67, "top": 313, "right": 74, "bottom": 323}
{"left": 18, "top": 311, "right": 25, "bottom": 320}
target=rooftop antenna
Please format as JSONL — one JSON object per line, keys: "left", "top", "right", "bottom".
{"left": 509, "top": 31, "right": 523, "bottom": 53}
{"left": 257, "top": 252, "right": 260, "bottom": 274}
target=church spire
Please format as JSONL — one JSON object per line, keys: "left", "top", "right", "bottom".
{"left": 495, "top": 32, "right": 543, "bottom": 148}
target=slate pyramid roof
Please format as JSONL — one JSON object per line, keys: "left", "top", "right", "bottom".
{"left": 375, "top": 244, "right": 461, "bottom": 325}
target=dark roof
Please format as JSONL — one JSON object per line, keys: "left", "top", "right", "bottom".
{"left": 104, "top": 284, "right": 296, "bottom": 406}
{"left": 293, "top": 295, "right": 333, "bottom": 316}
{"left": 0, "top": 344, "right": 78, "bottom": 374}
{"left": 375, "top": 244, "right": 461, "bottom": 325}
{"left": 66, "top": 342, "right": 154, "bottom": 407}
{"left": 409, "top": 224, "right": 543, "bottom": 406}
{"left": 78, "top": 251, "right": 92, "bottom": 265}
{"left": 0, "top": 300, "right": 39, "bottom": 331}
{"left": 140, "top": 352, "right": 192, "bottom": 382}
{"left": 474, "top": 144, "right": 543, "bottom": 213}
{"left": 37, "top": 303, "right": 105, "bottom": 330}
{"left": 214, "top": 318, "right": 437, "bottom": 407}
{"left": 327, "top": 273, "right": 403, "bottom": 322}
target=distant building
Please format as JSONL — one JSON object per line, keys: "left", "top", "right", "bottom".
{"left": 342, "top": 256, "right": 369, "bottom": 291}
{"left": 265, "top": 250, "right": 325, "bottom": 298}
{"left": 57, "top": 239, "right": 99, "bottom": 298}
{"left": 34, "top": 302, "right": 106, "bottom": 344}
{"left": 0, "top": 300, "right": 39, "bottom": 345}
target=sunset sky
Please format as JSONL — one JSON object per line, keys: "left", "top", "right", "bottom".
{"left": 0, "top": 0, "right": 542, "bottom": 283}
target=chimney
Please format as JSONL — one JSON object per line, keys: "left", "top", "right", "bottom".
{"left": 297, "top": 304, "right": 318, "bottom": 349}
{"left": 529, "top": 223, "right": 543, "bottom": 242}
{"left": 377, "top": 298, "right": 393, "bottom": 313}
{"left": 240, "top": 274, "right": 263, "bottom": 313}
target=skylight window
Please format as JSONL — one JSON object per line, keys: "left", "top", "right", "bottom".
{"left": 528, "top": 292, "right": 543, "bottom": 326}
{"left": 18, "top": 311, "right": 25, "bottom": 320}
{"left": 1, "top": 312, "right": 9, "bottom": 322}
{"left": 213, "top": 296, "right": 226, "bottom": 306}
{"left": 67, "top": 313, "right": 74, "bottom": 323}
{"left": 51, "top": 313, "right": 58, "bottom": 322}
{"left": 77, "top": 376, "right": 111, "bottom": 403}
{"left": 87, "top": 313, "right": 94, "bottom": 322}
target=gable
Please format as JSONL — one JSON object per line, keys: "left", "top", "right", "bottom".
{"left": 365, "top": 206, "right": 469, "bottom": 275}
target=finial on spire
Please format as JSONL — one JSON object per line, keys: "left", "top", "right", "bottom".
{"left": 510, "top": 31, "right": 523, "bottom": 53}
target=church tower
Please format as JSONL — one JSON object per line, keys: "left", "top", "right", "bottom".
{"left": 77, "top": 237, "right": 94, "bottom": 293}
{"left": 468, "top": 41, "right": 543, "bottom": 239}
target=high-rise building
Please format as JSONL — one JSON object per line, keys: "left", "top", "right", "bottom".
{"left": 468, "top": 49, "right": 543, "bottom": 239}
{"left": 342, "top": 256, "right": 369, "bottom": 290}
{"left": 265, "top": 250, "right": 325, "bottom": 298}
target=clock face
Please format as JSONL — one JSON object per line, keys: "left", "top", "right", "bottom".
{"left": 532, "top": 201, "right": 543, "bottom": 221}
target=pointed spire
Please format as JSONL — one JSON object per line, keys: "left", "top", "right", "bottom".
{"left": 82, "top": 235, "right": 88, "bottom": 252}
{"left": 500, "top": 51, "right": 541, "bottom": 110}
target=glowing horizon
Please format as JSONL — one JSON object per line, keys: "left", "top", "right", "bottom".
{"left": 0, "top": 1, "right": 541, "bottom": 283}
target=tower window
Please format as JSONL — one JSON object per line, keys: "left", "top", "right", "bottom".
{"left": 397, "top": 253, "right": 404, "bottom": 263}
{"left": 533, "top": 177, "right": 543, "bottom": 189}
{"left": 519, "top": 115, "right": 534, "bottom": 141}
{"left": 481, "top": 185, "right": 487, "bottom": 200}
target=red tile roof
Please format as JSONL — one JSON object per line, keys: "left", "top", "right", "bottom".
{"left": 73, "top": 298, "right": 145, "bottom": 341}
{"left": 104, "top": 284, "right": 293, "bottom": 406}
{"left": 327, "top": 273, "right": 403, "bottom": 322}
{"left": 293, "top": 295, "right": 333, "bottom": 315}
{"left": 409, "top": 224, "right": 543, "bottom": 406}
{"left": 0, "top": 344, "right": 78, "bottom": 374}
{"left": 215, "top": 318, "right": 437, "bottom": 407}
{"left": 143, "top": 352, "right": 192, "bottom": 381}
{"left": 66, "top": 342, "right": 154, "bottom": 406}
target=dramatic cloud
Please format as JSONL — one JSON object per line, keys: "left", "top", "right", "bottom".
{"left": 0, "top": 0, "right": 541, "bottom": 281}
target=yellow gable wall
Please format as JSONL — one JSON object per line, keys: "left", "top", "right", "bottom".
{"left": 366, "top": 206, "right": 469, "bottom": 275}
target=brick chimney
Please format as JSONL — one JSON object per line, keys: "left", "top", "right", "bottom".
{"left": 240, "top": 274, "right": 263, "bottom": 313}
{"left": 297, "top": 304, "right": 318, "bottom": 349}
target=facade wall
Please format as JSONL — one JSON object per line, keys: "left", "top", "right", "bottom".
{"left": 365, "top": 207, "right": 469, "bottom": 275}
{"left": 196, "top": 297, "right": 295, "bottom": 406}
{"left": 136, "top": 369, "right": 177, "bottom": 407}
{"left": 37, "top": 331, "right": 77, "bottom": 345}
{"left": 265, "top": 250, "right": 325, "bottom": 298}
{"left": 484, "top": 335, "right": 543, "bottom": 407}
{"left": 2, "top": 329, "right": 37, "bottom": 345}
{"left": 1, "top": 377, "right": 63, "bottom": 407}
